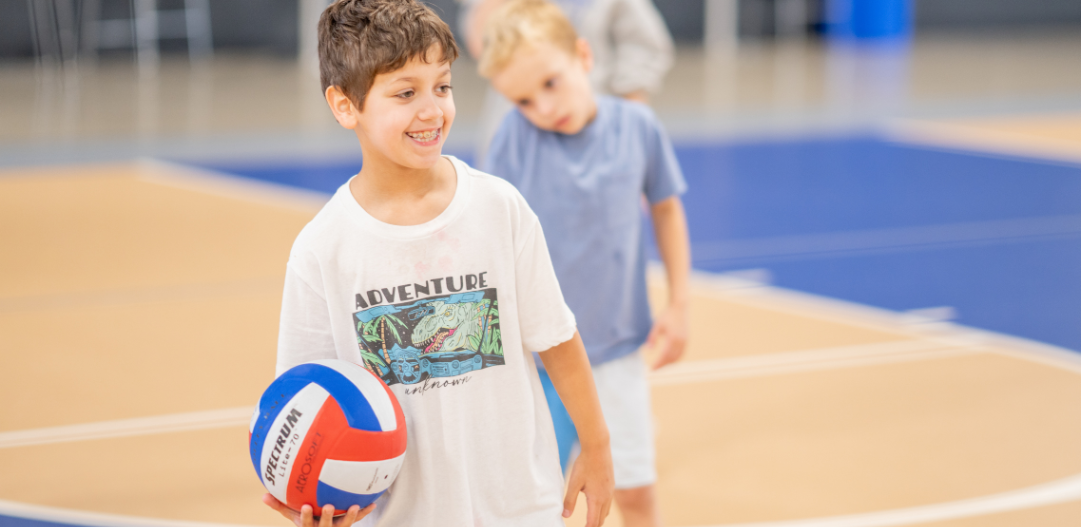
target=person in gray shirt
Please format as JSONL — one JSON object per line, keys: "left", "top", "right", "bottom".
{"left": 459, "top": 0, "right": 675, "bottom": 167}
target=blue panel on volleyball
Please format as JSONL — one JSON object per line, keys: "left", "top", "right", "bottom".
{"left": 276, "top": 363, "right": 383, "bottom": 431}
{"left": 250, "top": 378, "right": 312, "bottom": 466}
{"left": 316, "top": 481, "right": 383, "bottom": 510}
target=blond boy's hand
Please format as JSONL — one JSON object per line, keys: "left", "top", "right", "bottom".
{"left": 262, "top": 494, "right": 374, "bottom": 527}
{"left": 562, "top": 444, "right": 614, "bottom": 527}
{"left": 648, "top": 304, "right": 688, "bottom": 370}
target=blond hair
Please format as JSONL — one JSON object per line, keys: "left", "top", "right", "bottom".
{"left": 477, "top": 0, "right": 578, "bottom": 78}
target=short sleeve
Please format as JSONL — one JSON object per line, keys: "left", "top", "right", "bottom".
{"left": 276, "top": 263, "right": 337, "bottom": 376}
{"left": 643, "top": 115, "right": 687, "bottom": 204}
{"left": 514, "top": 215, "right": 578, "bottom": 352}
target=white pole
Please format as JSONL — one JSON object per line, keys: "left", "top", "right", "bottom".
{"left": 704, "top": 0, "right": 738, "bottom": 52}
{"left": 704, "top": 0, "right": 739, "bottom": 111}
{"left": 299, "top": 0, "right": 329, "bottom": 79}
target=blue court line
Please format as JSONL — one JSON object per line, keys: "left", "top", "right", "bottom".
{"left": 191, "top": 135, "right": 1081, "bottom": 355}
{"left": 0, "top": 515, "right": 84, "bottom": 527}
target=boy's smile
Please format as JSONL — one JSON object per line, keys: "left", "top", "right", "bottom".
{"left": 489, "top": 39, "right": 597, "bottom": 135}
{"left": 406, "top": 128, "right": 441, "bottom": 145}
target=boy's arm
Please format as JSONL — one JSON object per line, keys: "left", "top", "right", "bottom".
{"left": 648, "top": 195, "right": 691, "bottom": 370}
{"left": 538, "top": 331, "right": 614, "bottom": 527}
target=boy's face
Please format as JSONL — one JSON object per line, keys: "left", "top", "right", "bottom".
{"left": 489, "top": 39, "right": 596, "bottom": 135}
{"left": 328, "top": 45, "right": 455, "bottom": 171}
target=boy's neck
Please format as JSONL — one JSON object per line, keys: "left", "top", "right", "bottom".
{"left": 350, "top": 153, "right": 457, "bottom": 226}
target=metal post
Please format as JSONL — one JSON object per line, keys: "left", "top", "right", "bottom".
{"left": 135, "top": 0, "right": 159, "bottom": 73}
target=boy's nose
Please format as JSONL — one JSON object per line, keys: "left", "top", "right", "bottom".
{"left": 417, "top": 95, "right": 444, "bottom": 121}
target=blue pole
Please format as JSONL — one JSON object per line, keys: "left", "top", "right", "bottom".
{"left": 825, "top": 0, "right": 913, "bottom": 40}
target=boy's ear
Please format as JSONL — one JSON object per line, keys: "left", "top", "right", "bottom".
{"left": 575, "top": 38, "right": 594, "bottom": 73}
{"left": 325, "top": 86, "right": 361, "bottom": 129}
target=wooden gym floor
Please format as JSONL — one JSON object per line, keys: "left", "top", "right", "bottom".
{"left": 3, "top": 110, "right": 1081, "bottom": 526}
{"left": 3, "top": 29, "right": 1081, "bottom": 527}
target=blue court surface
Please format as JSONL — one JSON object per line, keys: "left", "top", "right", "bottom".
{"left": 195, "top": 134, "right": 1081, "bottom": 354}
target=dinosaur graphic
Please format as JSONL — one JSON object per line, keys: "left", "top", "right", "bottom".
{"left": 411, "top": 300, "right": 488, "bottom": 353}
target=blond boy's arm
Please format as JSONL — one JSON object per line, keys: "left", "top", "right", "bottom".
{"left": 539, "top": 331, "right": 613, "bottom": 527}
{"left": 648, "top": 195, "right": 691, "bottom": 370}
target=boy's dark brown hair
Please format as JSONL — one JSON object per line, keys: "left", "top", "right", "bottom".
{"left": 318, "top": 0, "right": 459, "bottom": 110}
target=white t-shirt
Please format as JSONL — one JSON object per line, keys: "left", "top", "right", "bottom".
{"left": 276, "top": 156, "right": 577, "bottom": 526}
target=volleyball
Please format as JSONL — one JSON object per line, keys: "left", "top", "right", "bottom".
{"left": 249, "top": 359, "right": 407, "bottom": 514}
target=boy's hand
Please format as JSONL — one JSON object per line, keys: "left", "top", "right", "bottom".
{"left": 262, "top": 494, "right": 374, "bottom": 527}
{"left": 647, "top": 304, "right": 688, "bottom": 370}
{"left": 562, "top": 444, "right": 614, "bottom": 527}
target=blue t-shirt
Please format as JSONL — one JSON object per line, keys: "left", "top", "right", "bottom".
{"left": 484, "top": 96, "right": 687, "bottom": 365}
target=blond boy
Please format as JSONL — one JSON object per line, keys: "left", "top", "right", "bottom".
{"left": 479, "top": 1, "right": 691, "bottom": 526}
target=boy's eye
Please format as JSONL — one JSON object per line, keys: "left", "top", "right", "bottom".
{"left": 544, "top": 77, "right": 556, "bottom": 89}
{"left": 517, "top": 99, "right": 531, "bottom": 107}
{"left": 438, "top": 84, "right": 453, "bottom": 94}
{"left": 397, "top": 90, "right": 414, "bottom": 99}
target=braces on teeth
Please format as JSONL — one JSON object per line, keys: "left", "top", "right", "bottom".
{"left": 408, "top": 130, "right": 438, "bottom": 140}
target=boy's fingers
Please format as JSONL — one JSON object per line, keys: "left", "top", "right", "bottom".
{"left": 262, "top": 494, "right": 301, "bottom": 525}
{"left": 562, "top": 487, "right": 579, "bottom": 518}
{"left": 584, "top": 494, "right": 600, "bottom": 527}
{"left": 653, "top": 334, "right": 688, "bottom": 370}
{"left": 261, "top": 493, "right": 285, "bottom": 513}
{"left": 336, "top": 505, "right": 360, "bottom": 526}
{"left": 651, "top": 342, "right": 674, "bottom": 369}
{"left": 299, "top": 505, "right": 314, "bottom": 527}
{"left": 319, "top": 505, "right": 335, "bottom": 527}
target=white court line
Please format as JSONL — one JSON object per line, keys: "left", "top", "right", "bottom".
{"left": 650, "top": 340, "right": 980, "bottom": 386}
{"left": 699, "top": 472, "right": 1081, "bottom": 527}
{"left": 0, "top": 499, "right": 272, "bottom": 527}
{"left": 668, "top": 268, "right": 983, "bottom": 350}
{"left": 0, "top": 277, "right": 283, "bottom": 313}
{"left": 0, "top": 341, "right": 969, "bottom": 450}
{"left": 0, "top": 407, "right": 253, "bottom": 449}
{"left": 135, "top": 158, "right": 330, "bottom": 213}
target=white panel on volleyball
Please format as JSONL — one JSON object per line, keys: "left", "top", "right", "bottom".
{"left": 249, "top": 406, "right": 261, "bottom": 434}
{"left": 260, "top": 383, "right": 330, "bottom": 503}
{"left": 320, "top": 453, "right": 406, "bottom": 496}
{"left": 312, "top": 359, "right": 398, "bottom": 431}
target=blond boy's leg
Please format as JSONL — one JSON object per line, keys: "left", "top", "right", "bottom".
{"left": 593, "top": 351, "right": 662, "bottom": 527}
{"left": 614, "top": 485, "right": 662, "bottom": 527}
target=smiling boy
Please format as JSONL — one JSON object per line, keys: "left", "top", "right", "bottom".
{"left": 262, "top": 1, "right": 613, "bottom": 526}
{"left": 480, "top": 2, "right": 691, "bottom": 526}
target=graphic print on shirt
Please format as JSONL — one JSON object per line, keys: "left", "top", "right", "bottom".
{"left": 353, "top": 288, "right": 504, "bottom": 386}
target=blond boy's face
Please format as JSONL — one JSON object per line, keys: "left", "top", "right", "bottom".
{"left": 331, "top": 46, "right": 455, "bottom": 171}
{"left": 489, "top": 40, "right": 595, "bottom": 135}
